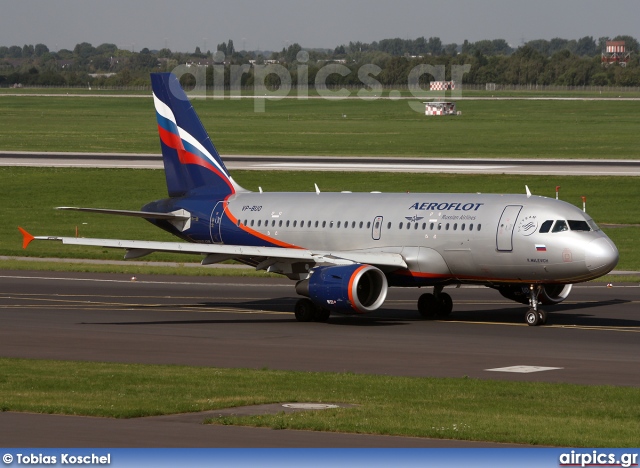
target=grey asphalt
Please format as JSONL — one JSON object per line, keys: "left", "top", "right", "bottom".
{"left": 2, "top": 151, "right": 640, "bottom": 176}
{"left": 1, "top": 271, "right": 638, "bottom": 447}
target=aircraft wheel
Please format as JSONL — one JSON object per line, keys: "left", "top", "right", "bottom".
{"left": 525, "top": 309, "right": 540, "bottom": 326}
{"left": 314, "top": 307, "right": 331, "bottom": 322}
{"left": 436, "top": 292, "right": 453, "bottom": 317}
{"left": 538, "top": 309, "right": 547, "bottom": 325}
{"left": 418, "top": 293, "right": 437, "bottom": 319}
{"left": 294, "top": 298, "right": 317, "bottom": 322}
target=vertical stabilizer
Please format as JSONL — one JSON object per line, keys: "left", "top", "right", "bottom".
{"left": 150, "top": 73, "right": 244, "bottom": 197}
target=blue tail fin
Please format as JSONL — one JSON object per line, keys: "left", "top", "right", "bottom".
{"left": 150, "top": 72, "right": 244, "bottom": 197}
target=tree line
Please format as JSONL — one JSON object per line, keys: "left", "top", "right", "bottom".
{"left": 1, "top": 35, "right": 639, "bottom": 88}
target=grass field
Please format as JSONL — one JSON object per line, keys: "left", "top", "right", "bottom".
{"left": 1, "top": 357, "right": 639, "bottom": 447}
{"left": 3, "top": 86, "right": 640, "bottom": 99}
{"left": 3, "top": 167, "right": 639, "bottom": 271}
{"left": 1, "top": 95, "right": 639, "bottom": 158}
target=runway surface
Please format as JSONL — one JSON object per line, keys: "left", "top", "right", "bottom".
{"left": 1, "top": 271, "right": 638, "bottom": 385}
{"left": 2, "top": 151, "right": 640, "bottom": 176}
{"left": 1, "top": 271, "right": 638, "bottom": 447}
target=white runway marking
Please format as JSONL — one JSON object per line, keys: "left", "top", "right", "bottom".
{"left": 485, "top": 366, "right": 563, "bottom": 373}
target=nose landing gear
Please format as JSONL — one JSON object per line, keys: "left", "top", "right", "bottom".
{"left": 526, "top": 284, "right": 547, "bottom": 326}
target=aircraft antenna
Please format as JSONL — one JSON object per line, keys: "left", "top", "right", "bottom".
{"left": 525, "top": 185, "right": 531, "bottom": 198}
{"left": 315, "top": 183, "right": 321, "bottom": 194}
{"left": 259, "top": 187, "right": 263, "bottom": 193}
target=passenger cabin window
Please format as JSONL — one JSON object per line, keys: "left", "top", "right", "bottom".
{"left": 568, "top": 220, "right": 591, "bottom": 232}
{"left": 552, "top": 220, "right": 568, "bottom": 233}
{"left": 539, "top": 220, "right": 553, "bottom": 233}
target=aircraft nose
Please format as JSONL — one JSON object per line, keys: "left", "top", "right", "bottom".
{"left": 585, "top": 237, "right": 619, "bottom": 273}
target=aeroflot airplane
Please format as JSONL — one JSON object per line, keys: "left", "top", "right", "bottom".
{"left": 19, "top": 72, "right": 619, "bottom": 326}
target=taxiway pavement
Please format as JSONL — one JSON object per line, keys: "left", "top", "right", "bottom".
{"left": 1, "top": 271, "right": 638, "bottom": 447}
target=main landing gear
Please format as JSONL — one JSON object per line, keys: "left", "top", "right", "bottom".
{"left": 525, "top": 284, "right": 547, "bottom": 326}
{"left": 294, "top": 298, "right": 331, "bottom": 323}
{"left": 417, "top": 286, "right": 453, "bottom": 319}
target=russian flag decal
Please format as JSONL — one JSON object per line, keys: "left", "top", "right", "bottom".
{"left": 535, "top": 244, "right": 547, "bottom": 252}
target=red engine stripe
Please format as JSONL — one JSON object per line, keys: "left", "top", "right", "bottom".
{"left": 348, "top": 265, "right": 369, "bottom": 314}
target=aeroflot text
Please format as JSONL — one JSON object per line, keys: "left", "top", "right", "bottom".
{"left": 409, "top": 202, "right": 484, "bottom": 211}
{"left": 14, "top": 453, "right": 111, "bottom": 464}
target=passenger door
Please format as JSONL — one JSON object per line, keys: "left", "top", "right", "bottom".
{"left": 210, "top": 201, "right": 224, "bottom": 244}
{"left": 496, "top": 205, "right": 522, "bottom": 251}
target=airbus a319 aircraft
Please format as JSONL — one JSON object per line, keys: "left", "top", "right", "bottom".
{"left": 20, "top": 73, "right": 619, "bottom": 326}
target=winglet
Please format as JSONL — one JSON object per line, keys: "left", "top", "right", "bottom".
{"left": 18, "top": 227, "right": 35, "bottom": 249}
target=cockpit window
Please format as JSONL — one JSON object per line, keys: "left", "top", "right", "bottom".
{"left": 568, "top": 220, "right": 591, "bottom": 232}
{"left": 539, "top": 220, "right": 553, "bottom": 233}
{"left": 552, "top": 220, "right": 568, "bottom": 233}
{"left": 587, "top": 219, "right": 600, "bottom": 231}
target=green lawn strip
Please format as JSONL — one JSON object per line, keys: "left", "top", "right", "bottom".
{"left": 1, "top": 96, "right": 639, "bottom": 158}
{"left": 4, "top": 167, "right": 639, "bottom": 270}
{"left": 0, "top": 260, "right": 270, "bottom": 278}
{"left": 0, "top": 357, "right": 638, "bottom": 447}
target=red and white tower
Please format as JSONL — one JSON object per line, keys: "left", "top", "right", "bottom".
{"left": 602, "top": 41, "right": 631, "bottom": 67}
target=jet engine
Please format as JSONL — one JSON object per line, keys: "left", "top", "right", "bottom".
{"left": 496, "top": 284, "right": 573, "bottom": 305}
{"left": 295, "top": 264, "right": 388, "bottom": 313}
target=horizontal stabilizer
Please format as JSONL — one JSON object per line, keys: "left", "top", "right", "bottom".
{"left": 56, "top": 207, "right": 190, "bottom": 221}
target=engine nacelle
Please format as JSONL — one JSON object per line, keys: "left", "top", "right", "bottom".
{"left": 295, "top": 264, "right": 388, "bottom": 314}
{"left": 496, "top": 284, "right": 573, "bottom": 305}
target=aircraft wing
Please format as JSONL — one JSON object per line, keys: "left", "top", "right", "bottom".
{"left": 18, "top": 228, "right": 408, "bottom": 270}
